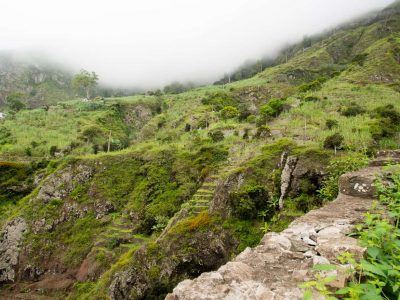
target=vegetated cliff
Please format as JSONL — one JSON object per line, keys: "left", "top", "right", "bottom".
{"left": 0, "top": 53, "right": 73, "bottom": 107}
{"left": 0, "top": 2, "right": 399, "bottom": 299}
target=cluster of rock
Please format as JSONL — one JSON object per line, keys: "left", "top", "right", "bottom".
{"left": 166, "top": 155, "right": 393, "bottom": 299}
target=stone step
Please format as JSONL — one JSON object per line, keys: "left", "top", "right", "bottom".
{"left": 196, "top": 189, "right": 214, "bottom": 194}
{"left": 192, "top": 194, "right": 213, "bottom": 199}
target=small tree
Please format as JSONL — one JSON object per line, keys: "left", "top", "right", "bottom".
{"left": 72, "top": 69, "right": 98, "bottom": 99}
{"left": 6, "top": 92, "right": 26, "bottom": 111}
{"left": 323, "top": 133, "right": 344, "bottom": 152}
{"left": 325, "top": 119, "right": 338, "bottom": 130}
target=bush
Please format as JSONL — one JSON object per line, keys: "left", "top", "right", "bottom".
{"left": 370, "top": 118, "right": 398, "bottom": 141}
{"left": 372, "top": 104, "right": 400, "bottom": 123}
{"left": 92, "top": 144, "right": 99, "bottom": 154}
{"left": 255, "top": 125, "right": 271, "bottom": 139}
{"left": 25, "top": 147, "right": 32, "bottom": 156}
{"left": 201, "top": 91, "right": 236, "bottom": 111}
{"left": 351, "top": 53, "right": 368, "bottom": 66}
{"left": 6, "top": 92, "right": 26, "bottom": 112}
{"left": 220, "top": 106, "right": 239, "bottom": 119}
{"left": 325, "top": 119, "right": 338, "bottom": 130}
{"left": 79, "top": 125, "right": 104, "bottom": 143}
{"left": 259, "top": 99, "right": 286, "bottom": 120}
{"left": 318, "top": 153, "right": 369, "bottom": 201}
{"left": 0, "top": 127, "right": 15, "bottom": 145}
{"left": 208, "top": 130, "right": 224, "bottom": 142}
{"left": 303, "top": 96, "right": 320, "bottom": 102}
{"left": 298, "top": 77, "right": 327, "bottom": 92}
{"left": 49, "top": 145, "right": 59, "bottom": 157}
{"left": 323, "top": 133, "right": 344, "bottom": 150}
{"left": 339, "top": 102, "right": 366, "bottom": 117}
{"left": 230, "top": 185, "right": 272, "bottom": 220}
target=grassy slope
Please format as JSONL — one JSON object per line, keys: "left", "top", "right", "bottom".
{"left": 0, "top": 5, "right": 399, "bottom": 299}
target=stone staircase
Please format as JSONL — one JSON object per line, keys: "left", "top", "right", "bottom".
{"left": 185, "top": 142, "right": 261, "bottom": 216}
{"left": 95, "top": 214, "right": 146, "bottom": 249}
{"left": 166, "top": 152, "right": 396, "bottom": 300}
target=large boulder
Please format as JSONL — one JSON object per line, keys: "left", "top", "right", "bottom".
{"left": 339, "top": 166, "right": 381, "bottom": 198}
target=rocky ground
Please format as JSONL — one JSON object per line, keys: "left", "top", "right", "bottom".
{"left": 166, "top": 153, "right": 396, "bottom": 300}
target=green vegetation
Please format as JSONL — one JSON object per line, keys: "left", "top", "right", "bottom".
{"left": 0, "top": 3, "right": 400, "bottom": 298}
{"left": 72, "top": 69, "right": 99, "bottom": 99}
{"left": 302, "top": 165, "right": 400, "bottom": 299}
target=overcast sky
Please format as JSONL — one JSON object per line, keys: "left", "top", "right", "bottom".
{"left": 0, "top": 0, "right": 394, "bottom": 88}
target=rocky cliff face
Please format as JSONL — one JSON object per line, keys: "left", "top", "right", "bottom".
{"left": 166, "top": 154, "right": 393, "bottom": 299}
{"left": 0, "top": 218, "right": 27, "bottom": 283}
{"left": 0, "top": 53, "right": 73, "bottom": 107}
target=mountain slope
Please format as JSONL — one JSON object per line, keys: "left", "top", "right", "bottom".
{"left": 0, "top": 53, "right": 74, "bottom": 107}
{"left": 0, "top": 3, "right": 399, "bottom": 300}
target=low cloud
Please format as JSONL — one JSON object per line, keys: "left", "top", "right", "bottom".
{"left": 0, "top": 0, "right": 394, "bottom": 88}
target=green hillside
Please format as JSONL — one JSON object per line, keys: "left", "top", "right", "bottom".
{"left": 0, "top": 2, "right": 399, "bottom": 299}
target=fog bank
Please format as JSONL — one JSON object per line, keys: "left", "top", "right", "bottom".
{"left": 0, "top": 0, "right": 394, "bottom": 88}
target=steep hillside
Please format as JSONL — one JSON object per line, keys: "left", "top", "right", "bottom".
{"left": 0, "top": 3, "right": 399, "bottom": 300}
{"left": 0, "top": 53, "right": 74, "bottom": 107}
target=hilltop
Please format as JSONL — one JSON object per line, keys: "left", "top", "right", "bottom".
{"left": 0, "top": 2, "right": 399, "bottom": 299}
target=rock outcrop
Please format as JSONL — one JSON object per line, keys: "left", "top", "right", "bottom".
{"left": 37, "top": 164, "right": 93, "bottom": 203}
{"left": 0, "top": 217, "right": 27, "bottom": 283}
{"left": 278, "top": 153, "right": 326, "bottom": 209}
{"left": 166, "top": 162, "right": 387, "bottom": 299}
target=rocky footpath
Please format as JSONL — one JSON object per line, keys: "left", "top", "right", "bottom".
{"left": 166, "top": 155, "right": 393, "bottom": 300}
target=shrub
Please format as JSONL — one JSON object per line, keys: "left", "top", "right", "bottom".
{"left": 318, "top": 153, "right": 369, "bottom": 201}
{"left": 220, "top": 106, "right": 239, "bottom": 119}
{"left": 259, "top": 98, "right": 286, "bottom": 120}
{"left": 208, "top": 130, "right": 224, "bottom": 142}
{"left": 369, "top": 118, "right": 398, "bottom": 141}
{"left": 201, "top": 91, "right": 236, "bottom": 111}
{"left": 255, "top": 125, "right": 271, "bottom": 139}
{"left": 339, "top": 102, "right": 366, "bottom": 117}
{"left": 0, "top": 127, "right": 15, "bottom": 145}
{"left": 92, "top": 144, "right": 99, "bottom": 154}
{"left": 230, "top": 185, "right": 272, "bottom": 220}
{"left": 49, "top": 145, "right": 59, "bottom": 157}
{"left": 351, "top": 53, "right": 368, "bottom": 66}
{"left": 238, "top": 108, "right": 252, "bottom": 121}
{"left": 372, "top": 104, "right": 400, "bottom": 123}
{"left": 298, "top": 77, "right": 327, "bottom": 92}
{"left": 325, "top": 119, "right": 338, "bottom": 130}
{"left": 303, "top": 96, "right": 320, "bottom": 102}
{"left": 323, "top": 133, "right": 344, "bottom": 150}
{"left": 6, "top": 92, "right": 26, "bottom": 111}
{"left": 246, "top": 115, "right": 256, "bottom": 123}
{"left": 25, "top": 147, "right": 32, "bottom": 156}
{"left": 242, "top": 128, "right": 250, "bottom": 140}
{"left": 80, "top": 125, "right": 104, "bottom": 143}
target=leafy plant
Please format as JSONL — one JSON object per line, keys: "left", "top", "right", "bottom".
{"left": 323, "top": 133, "right": 344, "bottom": 150}
{"left": 318, "top": 153, "right": 369, "bottom": 201}
{"left": 220, "top": 106, "right": 239, "bottom": 119}
{"left": 326, "top": 119, "right": 339, "bottom": 130}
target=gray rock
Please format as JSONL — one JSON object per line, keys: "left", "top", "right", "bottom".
{"left": 279, "top": 156, "right": 298, "bottom": 209}
{"left": 0, "top": 217, "right": 27, "bottom": 283}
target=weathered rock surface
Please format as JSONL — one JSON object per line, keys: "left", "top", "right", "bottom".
{"left": 37, "top": 164, "right": 93, "bottom": 203}
{"left": 0, "top": 217, "right": 27, "bottom": 283}
{"left": 166, "top": 164, "right": 384, "bottom": 300}
{"left": 339, "top": 166, "right": 381, "bottom": 198}
{"left": 278, "top": 154, "right": 326, "bottom": 209}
